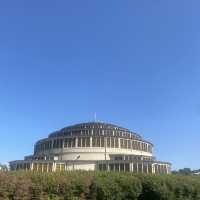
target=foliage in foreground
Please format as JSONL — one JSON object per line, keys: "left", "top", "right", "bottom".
{"left": 0, "top": 171, "right": 200, "bottom": 200}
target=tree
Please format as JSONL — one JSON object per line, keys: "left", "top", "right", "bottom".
{"left": 0, "top": 163, "right": 8, "bottom": 171}
{"left": 172, "top": 168, "right": 192, "bottom": 175}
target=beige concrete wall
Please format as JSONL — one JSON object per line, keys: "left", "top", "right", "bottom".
{"left": 41, "top": 147, "right": 152, "bottom": 161}
{"left": 66, "top": 163, "right": 96, "bottom": 171}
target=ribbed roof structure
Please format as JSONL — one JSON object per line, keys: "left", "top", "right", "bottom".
{"left": 48, "top": 122, "right": 142, "bottom": 139}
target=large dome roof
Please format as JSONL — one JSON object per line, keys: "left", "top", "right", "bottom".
{"left": 48, "top": 121, "right": 142, "bottom": 139}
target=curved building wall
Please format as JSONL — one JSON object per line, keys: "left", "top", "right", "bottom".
{"left": 34, "top": 136, "right": 153, "bottom": 161}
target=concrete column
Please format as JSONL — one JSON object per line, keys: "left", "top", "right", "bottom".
{"left": 146, "top": 163, "right": 149, "bottom": 174}
{"left": 159, "top": 165, "right": 161, "bottom": 174}
{"left": 162, "top": 165, "right": 165, "bottom": 174}
{"left": 75, "top": 137, "right": 78, "bottom": 148}
{"left": 90, "top": 137, "right": 92, "bottom": 147}
{"left": 91, "top": 129, "right": 93, "bottom": 136}
{"left": 154, "top": 164, "right": 157, "bottom": 174}
{"left": 167, "top": 165, "right": 170, "bottom": 174}
{"left": 130, "top": 162, "right": 133, "bottom": 172}
{"left": 51, "top": 140, "right": 53, "bottom": 149}
{"left": 47, "top": 163, "right": 49, "bottom": 172}
{"left": 150, "top": 164, "right": 153, "bottom": 174}
{"left": 156, "top": 165, "right": 159, "bottom": 174}
{"left": 118, "top": 138, "right": 121, "bottom": 148}
{"left": 53, "top": 162, "right": 56, "bottom": 172}
{"left": 160, "top": 165, "right": 162, "bottom": 174}
{"left": 30, "top": 163, "right": 34, "bottom": 171}
{"left": 152, "top": 164, "right": 155, "bottom": 174}
{"left": 107, "top": 163, "right": 110, "bottom": 171}
{"left": 141, "top": 163, "right": 144, "bottom": 173}
{"left": 36, "top": 163, "right": 39, "bottom": 172}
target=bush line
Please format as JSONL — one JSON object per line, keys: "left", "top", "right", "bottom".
{"left": 0, "top": 171, "right": 200, "bottom": 200}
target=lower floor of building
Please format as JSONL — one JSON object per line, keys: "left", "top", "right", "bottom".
{"left": 10, "top": 160, "right": 171, "bottom": 174}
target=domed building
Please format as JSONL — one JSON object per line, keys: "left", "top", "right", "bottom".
{"left": 10, "top": 122, "right": 171, "bottom": 174}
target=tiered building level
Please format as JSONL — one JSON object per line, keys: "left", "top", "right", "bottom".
{"left": 10, "top": 122, "right": 171, "bottom": 174}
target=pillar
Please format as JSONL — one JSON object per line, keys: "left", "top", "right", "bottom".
{"left": 30, "top": 163, "right": 34, "bottom": 171}
{"left": 146, "top": 163, "right": 149, "bottom": 174}
{"left": 90, "top": 137, "right": 92, "bottom": 147}
{"left": 130, "top": 162, "right": 133, "bottom": 172}
{"left": 141, "top": 163, "right": 144, "bottom": 173}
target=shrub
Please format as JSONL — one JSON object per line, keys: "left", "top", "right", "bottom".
{"left": 1, "top": 171, "right": 200, "bottom": 200}
{"left": 90, "top": 172, "right": 142, "bottom": 200}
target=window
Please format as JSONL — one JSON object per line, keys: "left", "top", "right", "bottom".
{"left": 107, "top": 137, "right": 110, "bottom": 148}
{"left": 48, "top": 163, "right": 53, "bottom": 172}
{"left": 38, "top": 164, "right": 42, "bottom": 172}
{"left": 82, "top": 137, "right": 86, "bottom": 147}
{"left": 120, "top": 131, "right": 122, "bottom": 137}
{"left": 108, "top": 130, "right": 112, "bottom": 137}
{"left": 49, "top": 141, "right": 52, "bottom": 149}
{"left": 128, "top": 140, "right": 131, "bottom": 149}
{"left": 65, "top": 138, "right": 68, "bottom": 147}
{"left": 114, "top": 156, "right": 123, "bottom": 161}
{"left": 53, "top": 140, "right": 57, "bottom": 148}
{"left": 120, "top": 139, "right": 124, "bottom": 148}
{"left": 100, "top": 137, "right": 104, "bottom": 147}
{"left": 132, "top": 141, "right": 135, "bottom": 149}
{"left": 109, "top": 164, "right": 114, "bottom": 171}
{"left": 60, "top": 164, "right": 65, "bottom": 171}
{"left": 143, "top": 164, "right": 148, "bottom": 173}
{"left": 138, "top": 164, "right": 142, "bottom": 172}
{"left": 115, "top": 138, "right": 119, "bottom": 148}
{"left": 64, "top": 138, "right": 75, "bottom": 148}
{"left": 120, "top": 163, "right": 125, "bottom": 171}
{"left": 43, "top": 163, "right": 48, "bottom": 172}
{"left": 97, "top": 137, "right": 100, "bottom": 147}
{"left": 115, "top": 164, "right": 119, "bottom": 171}
{"left": 149, "top": 145, "right": 152, "bottom": 153}
{"left": 148, "top": 164, "right": 152, "bottom": 174}
{"left": 93, "top": 129, "right": 97, "bottom": 136}
{"left": 99, "top": 129, "right": 103, "bottom": 136}
{"left": 111, "top": 137, "right": 114, "bottom": 148}
{"left": 99, "top": 164, "right": 103, "bottom": 171}
{"left": 33, "top": 163, "right": 37, "bottom": 171}
{"left": 86, "top": 137, "right": 90, "bottom": 147}
{"left": 81, "top": 137, "right": 90, "bottom": 147}
{"left": 136, "top": 142, "right": 140, "bottom": 150}
{"left": 125, "top": 155, "right": 129, "bottom": 160}
{"left": 125, "top": 163, "right": 130, "bottom": 172}
{"left": 145, "top": 144, "right": 147, "bottom": 151}
{"left": 56, "top": 164, "right": 61, "bottom": 171}
{"left": 78, "top": 137, "right": 81, "bottom": 147}
{"left": 72, "top": 138, "right": 75, "bottom": 147}
{"left": 124, "top": 140, "right": 128, "bottom": 148}
{"left": 99, "top": 164, "right": 106, "bottom": 171}
{"left": 92, "top": 137, "right": 101, "bottom": 147}
{"left": 133, "top": 163, "right": 137, "bottom": 172}
{"left": 92, "top": 137, "right": 96, "bottom": 147}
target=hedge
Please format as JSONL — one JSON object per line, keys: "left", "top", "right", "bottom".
{"left": 0, "top": 171, "right": 200, "bottom": 200}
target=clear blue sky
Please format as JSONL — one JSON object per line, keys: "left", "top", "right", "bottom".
{"left": 0, "top": 0, "right": 200, "bottom": 170}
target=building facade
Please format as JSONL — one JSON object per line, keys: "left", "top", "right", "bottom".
{"left": 10, "top": 122, "right": 171, "bottom": 174}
